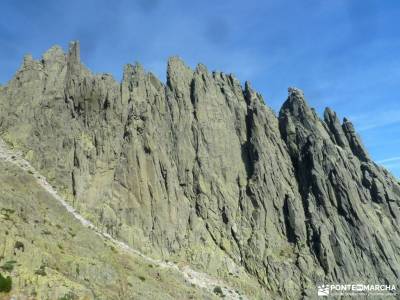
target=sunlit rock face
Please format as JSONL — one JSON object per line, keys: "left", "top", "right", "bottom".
{"left": 1, "top": 42, "right": 399, "bottom": 299}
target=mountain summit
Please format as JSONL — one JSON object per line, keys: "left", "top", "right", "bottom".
{"left": 0, "top": 42, "right": 399, "bottom": 299}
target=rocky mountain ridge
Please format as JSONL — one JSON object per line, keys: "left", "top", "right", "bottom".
{"left": 0, "top": 41, "right": 399, "bottom": 299}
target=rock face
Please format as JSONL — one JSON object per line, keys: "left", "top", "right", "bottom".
{"left": 0, "top": 42, "right": 399, "bottom": 298}
{"left": 0, "top": 158, "right": 216, "bottom": 300}
{"left": 279, "top": 88, "right": 400, "bottom": 286}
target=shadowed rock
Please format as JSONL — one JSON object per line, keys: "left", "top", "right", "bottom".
{"left": 342, "top": 117, "right": 370, "bottom": 161}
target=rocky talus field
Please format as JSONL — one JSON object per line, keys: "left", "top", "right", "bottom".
{"left": 0, "top": 42, "right": 399, "bottom": 299}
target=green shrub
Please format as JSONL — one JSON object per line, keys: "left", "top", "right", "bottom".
{"left": 213, "top": 286, "right": 224, "bottom": 297}
{"left": 35, "top": 264, "right": 47, "bottom": 276}
{"left": 58, "top": 292, "right": 76, "bottom": 300}
{"left": 1, "top": 208, "right": 15, "bottom": 214}
{"left": 0, "top": 261, "right": 16, "bottom": 272}
{"left": 0, "top": 273, "right": 12, "bottom": 292}
{"left": 14, "top": 241, "right": 24, "bottom": 251}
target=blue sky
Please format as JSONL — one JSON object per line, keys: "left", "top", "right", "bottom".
{"left": 1, "top": 0, "right": 399, "bottom": 177}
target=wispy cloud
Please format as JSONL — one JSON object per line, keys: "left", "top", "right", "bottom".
{"left": 350, "top": 109, "right": 400, "bottom": 131}
{"left": 377, "top": 157, "right": 400, "bottom": 164}
{"left": 381, "top": 162, "right": 400, "bottom": 171}
{"left": 377, "top": 157, "right": 400, "bottom": 178}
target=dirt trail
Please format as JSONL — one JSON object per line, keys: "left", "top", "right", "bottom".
{"left": 0, "top": 138, "right": 246, "bottom": 300}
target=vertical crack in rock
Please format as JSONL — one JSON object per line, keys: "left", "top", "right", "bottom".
{"left": 242, "top": 81, "right": 259, "bottom": 180}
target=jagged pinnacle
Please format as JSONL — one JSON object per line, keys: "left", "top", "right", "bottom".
{"left": 68, "top": 40, "right": 80, "bottom": 65}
